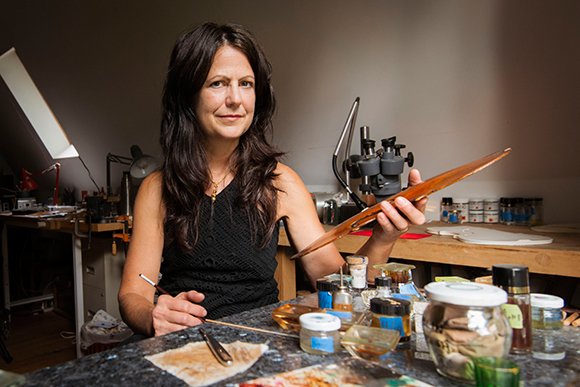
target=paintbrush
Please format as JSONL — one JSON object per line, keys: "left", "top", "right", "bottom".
{"left": 138, "top": 274, "right": 299, "bottom": 339}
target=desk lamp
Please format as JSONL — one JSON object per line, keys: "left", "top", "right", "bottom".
{"left": 19, "top": 163, "right": 60, "bottom": 205}
{"left": 106, "top": 145, "right": 157, "bottom": 197}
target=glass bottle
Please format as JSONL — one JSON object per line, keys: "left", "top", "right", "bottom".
{"left": 492, "top": 264, "right": 532, "bottom": 354}
{"left": 332, "top": 267, "right": 353, "bottom": 311}
{"left": 440, "top": 197, "right": 453, "bottom": 222}
{"left": 362, "top": 276, "right": 392, "bottom": 308}
{"left": 370, "top": 297, "right": 412, "bottom": 342}
{"left": 346, "top": 255, "right": 368, "bottom": 312}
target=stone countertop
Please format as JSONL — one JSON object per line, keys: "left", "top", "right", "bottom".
{"left": 22, "top": 295, "right": 580, "bottom": 386}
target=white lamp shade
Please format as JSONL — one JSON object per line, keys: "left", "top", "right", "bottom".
{"left": 0, "top": 48, "right": 79, "bottom": 159}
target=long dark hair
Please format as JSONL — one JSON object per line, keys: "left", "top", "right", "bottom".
{"left": 160, "top": 23, "right": 283, "bottom": 252}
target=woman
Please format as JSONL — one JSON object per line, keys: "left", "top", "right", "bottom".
{"left": 118, "top": 22, "right": 427, "bottom": 337}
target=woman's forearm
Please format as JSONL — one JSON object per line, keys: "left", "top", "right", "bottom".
{"left": 119, "top": 292, "right": 155, "bottom": 337}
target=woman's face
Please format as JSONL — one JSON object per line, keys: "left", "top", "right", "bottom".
{"left": 195, "top": 45, "right": 256, "bottom": 144}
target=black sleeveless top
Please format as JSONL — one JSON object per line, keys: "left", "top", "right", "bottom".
{"left": 159, "top": 179, "right": 280, "bottom": 319}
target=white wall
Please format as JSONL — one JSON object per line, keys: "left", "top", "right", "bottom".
{"left": 0, "top": 0, "right": 578, "bottom": 223}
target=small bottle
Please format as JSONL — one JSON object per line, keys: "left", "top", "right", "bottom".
{"left": 530, "top": 198, "right": 544, "bottom": 226}
{"left": 514, "top": 198, "right": 526, "bottom": 225}
{"left": 299, "top": 313, "right": 341, "bottom": 355}
{"left": 332, "top": 268, "right": 353, "bottom": 311}
{"left": 362, "top": 276, "right": 392, "bottom": 308}
{"left": 316, "top": 278, "right": 337, "bottom": 310}
{"left": 531, "top": 293, "right": 564, "bottom": 330}
{"left": 503, "top": 198, "right": 515, "bottom": 225}
{"left": 440, "top": 197, "right": 453, "bottom": 222}
{"left": 371, "top": 297, "right": 412, "bottom": 342}
{"left": 448, "top": 209, "right": 460, "bottom": 224}
{"left": 492, "top": 264, "right": 532, "bottom": 354}
{"left": 346, "top": 255, "right": 368, "bottom": 312}
{"left": 375, "top": 276, "right": 392, "bottom": 298}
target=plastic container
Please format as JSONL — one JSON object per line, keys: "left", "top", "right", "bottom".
{"left": 299, "top": 313, "right": 341, "bottom": 355}
{"left": 531, "top": 293, "right": 564, "bottom": 330}
{"left": 371, "top": 297, "right": 412, "bottom": 342}
{"left": 484, "top": 210, "right": 499, "bottom": 224}
{"left": 469, "top": 210, "right": 483, "bottom": 223}
{"left": 484, "top": 198, "right": 500, "bottom": 211}
{"left": 422, "top": 282, "right": 512, "bottom": 384}
{"left": 469, "top": 199, "right": 483, "bottom": 211}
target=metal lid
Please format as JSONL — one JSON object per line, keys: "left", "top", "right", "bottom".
{"left": 492, "top": 264, "right": 530, "bottom": 292}
{"left": 370, "top": 297, "right": 411, "bottom": 315}
{"left": 316, "top": 278, "right": 338, "bottom": 292}
{"left": 424, "top": 282, "right": 507, "bottom": 307}
{"left": 375, "top": 276, "right": 392, "bottom": 287}
{"left": 299, "top": 312, "right": 341, "bottom": 331}
{"left": 531, "top": 293, "right": 564, "bottom": 309}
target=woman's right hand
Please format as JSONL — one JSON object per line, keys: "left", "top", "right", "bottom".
{"left": 151, "top": 290, "right": 207, "bottom": 336}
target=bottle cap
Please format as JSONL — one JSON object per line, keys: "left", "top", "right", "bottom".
{"left": 424, "top": 282, "right": 507, "bottom": 307}
{"left": 442, "top": 197, "right": 453, "bottom": 205}
{"left": 370, "top": 297, "right": 411, "bottom": 316}
{"left": 299, "top": 312, "right": 341, "bottom": 331}
{"left": 492, "top": 264, "right": 530, "bottom": 294}
{"left": 316, "top": 278, "right": 338, "bottom": 292}
{"left": 453, "top": 198, "right": 469, "bottom": 204}
{"left": 375, "top": 276, "right": 392, "bottom": 287}
{"left": 531, "top": 293, "right": 564, "bottom": 309}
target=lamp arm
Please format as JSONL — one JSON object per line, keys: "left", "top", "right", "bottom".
{"left": 107, "top": 153, "right": 132, "bottom": 197}
{"left": 28, "top": 163, "right": 60, "bottom": 179}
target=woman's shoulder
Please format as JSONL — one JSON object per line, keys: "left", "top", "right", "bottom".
{"left": 273, "top": 162, "right": 303, "bottom": 190}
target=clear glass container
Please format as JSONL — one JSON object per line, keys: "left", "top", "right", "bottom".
{"left": 299, "top": 313, "right": 341, "bottom": 355}
{"left": 341, "top": 325, "right": 400, "bottom": 363}
{"left": 271, "top": 303, "right": 322, "bottom": 332}
{"left": 423, "top": 282, "right": 512, "bottom": 384}
{"left": 531, "top": 293, "right": 564, "bottom": 330}
{"left": 440, "top": 197, "right": 453, "bottom": 222}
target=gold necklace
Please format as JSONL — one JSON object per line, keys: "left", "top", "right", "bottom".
{"left": 210, "top": 169, "right": 231, "bottom": 202}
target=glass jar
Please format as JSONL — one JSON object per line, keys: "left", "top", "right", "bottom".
{"left": 453, "top": 198, "right": 469, "bottom": 223}
{"left": 423, "top": 282, "right": 512, "bottom": 384}
{"left": 492, "top": 264, "right": 532, "bottom": 354}
{"left": 362, "top": 276, "right": 392, "bottom": 308}
{"left": 531, "top": 293, "right": 564, "bottom": 330}
{"left": 440, "top": 197, "right": 453, "bottom": 222}
{"left": 371, "top": 297, "right": 412, "bottom": 342}
{"left": 299, "top": 313, "right": 341, "bottom": 355}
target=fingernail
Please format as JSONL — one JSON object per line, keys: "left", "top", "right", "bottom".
{"left": 395, "top": 197, "right": 408, "bottom": 206}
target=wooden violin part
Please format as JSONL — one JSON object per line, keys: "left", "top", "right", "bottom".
{"left": 291, "top": 148, "right": 511, "bottom": 260}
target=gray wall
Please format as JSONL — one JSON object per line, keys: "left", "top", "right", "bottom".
{"left": 1, "top": 0, "right": 578, "bottom": 223}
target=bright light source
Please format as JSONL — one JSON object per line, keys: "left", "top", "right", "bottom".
{"left": 0, "top": 48, "right": 78, "bottom": 159}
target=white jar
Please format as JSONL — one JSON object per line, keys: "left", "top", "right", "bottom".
{"left": 484, "top": 210, "right": 499, "bottom": 224}
{"left": 484, "top": 198, "right": 500, "bottom": 211}
{"left": 470, "top": 210, "right": 484, "bottom": 223}
{"left": 299, "top": 313, "right": 341, "bottom": 355}
{"left": 469, "top": 199, "right": 483, "bottom": 211}
{"left": 453, "top": 198, "right": 469, "bottom": 223}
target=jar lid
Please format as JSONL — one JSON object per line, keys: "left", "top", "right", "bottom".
{"left": 316, "top": 278, "right": 338, "bottom": 292}
{"left": 346, "top": 255, "right": 368, "bottom": 265}
{"left": 375, "top": 276, "right": 392, "bottom": 287}
{"left": 424, "top": 282, "right": 507, "bottom": 306}
{"left": 492, "top": 264, "right": 530, "bottom": 291}
{"left": 442, "top": 197, "right": 453, "bottom": 205}
{"left": 531, "top": 293, "right": 564, "bottom": 309}
{"left": 484, "top": 198, "right": 499, "bottom": 202}
{"left": 370, "top": 297, "right": 411, "bottom": 315}
{"left": 453, "top": 198, "right": 469, "bottom": 204}
{"left": 299, "top": 312, "right": 341, "bottom": 331}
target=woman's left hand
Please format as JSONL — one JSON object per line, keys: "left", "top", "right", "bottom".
{"left": 372, "top": 169, "right": 428, "bottom": 244}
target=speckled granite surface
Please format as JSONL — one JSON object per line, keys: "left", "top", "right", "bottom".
{"left": 22, "top": 295, "right": 580, "bottom": 386}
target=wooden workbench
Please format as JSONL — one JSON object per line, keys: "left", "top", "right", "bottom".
{"left": 276, "top": 221, "right": 580, "bottom": 300}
